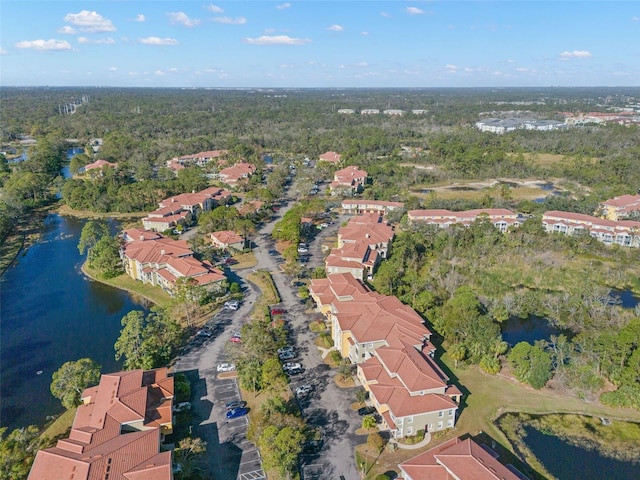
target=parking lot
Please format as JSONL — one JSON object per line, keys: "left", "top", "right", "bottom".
{"left": 172, "top": 186, "right": 359, "bottom": 480}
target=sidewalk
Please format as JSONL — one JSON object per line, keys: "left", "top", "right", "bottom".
{"left": 393, "top": 432, "right": 432, "bottom": 450}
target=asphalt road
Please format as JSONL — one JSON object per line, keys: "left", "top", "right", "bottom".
{"left": 173, "top": 182, "right": 360, "bottom": 480}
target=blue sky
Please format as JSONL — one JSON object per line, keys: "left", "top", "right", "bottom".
{"left": 1, "top": 1, "right": 639, "bottom": 88}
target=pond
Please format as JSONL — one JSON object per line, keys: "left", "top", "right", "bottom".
{"left": 522, "top": 425, "right": 639, "bottom": 480}
{"left": 0, "top": 214, "right": 149, "bottom": 431}
{"left": 501, "top": 316, "right": 568, "bottom": 346}
{"left": 610, "top": 289, "right": 639, "bottom": 309}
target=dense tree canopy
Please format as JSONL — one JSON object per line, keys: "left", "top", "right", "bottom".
{"left": 50, "top": 358, "right": 101, "bottom": 409}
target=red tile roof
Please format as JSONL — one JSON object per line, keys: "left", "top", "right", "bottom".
{"left": 28, "top": 369, "right": 173, "bottom": 480}
{"left": 603, "top": 194, "right": 640, "bottom": 208}
{"left": 319, "top": 151, "right": 342, "bottom": 163}
{"left": 211, "top": 230, "right": 244, "bottom": 247}
{"left": 399, "top": 437, "right": 521, "bottom": 480}
{"left": 219, "top": 162, "right": 256, "bottom": 184}
{"left": 332, "top": 165, "right": 368, "bottom": 187}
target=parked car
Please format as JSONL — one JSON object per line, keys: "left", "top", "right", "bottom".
{"left": 297, "top": 246, "right": 309, "bottom": 253}
{"left": 320, "top": 222, "right": 329, "bottom": 228}
{"left": 268, "top": 249, "right": 279, "bottom": 256}
{"left": 225, "top": 400, "right": 247, "bottom": 410}
{"left": 226, "top": 407, "right": 249, "bottom": 419}
{"left": 225, "top": 300, "right": 240, "bottom": 310}
{"left": 283, "top": 362, "right": 302, "bottom": 371}
{"left": 229, "top": 335, "right": 242, "bottom": 344}
{"left": 286, "top": 366, "right": 304, "bottom": 375}
{"left": 279, "top": 351, "right": 296, "bottom": 361}
{"left": 197, "top": 329, "right": 212, "bottom": 338}
{"left": 358, "top": 406, "right": 376, "bottom": 416}
{"left": 302, "top": 439, "right": 323, "bottom": 454}
{"left": 217, "top": 363, "right": 236, "bottom": 373}
{"left": 277, "top": 345, "right": 295, "bottom": 355}
{"left": 173, "top": 402, "right": 191, "bottom": 413}
{"left": 295, "top": 385, "right": 313, "bottom": 396}
{"left": 271, "top": 307, "right": 287, "bottom": 315}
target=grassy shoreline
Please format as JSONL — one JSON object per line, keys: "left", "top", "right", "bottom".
{"left": 81, "top": 262, "right": 171, "bottom": 308}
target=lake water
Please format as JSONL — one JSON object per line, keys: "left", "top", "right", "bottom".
{"left": 611, "top": 289, "right": 639, "bottom": 309}
{"left": 501, "top": 316, "right": 567, "bottom": 346}
{"left": 523, "top": 425, "right": 639, "bottom": 480}
{"left": 0, "top": 214, "right": 149, "bottom": 431}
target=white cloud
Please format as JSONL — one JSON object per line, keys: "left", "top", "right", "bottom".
{"left": 64, "top": 10, "right": 116, "bottom": 33}
{"left": 444, "top": 64, "right": 458, "bottom": 73}
{"left": 381, "top": 12, "right": 391, "bottom": 18}
{"left": 205, "top": 4, "right": 224, "bottom": 13}
{"left": 57, "top": 26, "right": 77, "bottom": 35}
{"left": 15, "top": 39, "right": 72, "bottom": 51}
{"left": 0, "top": 47, "right": 8, "bottom": 55}
{"left": 155, "top": 70, "right": 166, "bottom": 76}
{"left": 632, "top": 16, "right": 639, "bottom": 21}
{"left": 559, "top": 50, "right": 592, "bottom": 59}
{"left": 139, "top": 36, "right": 179, "bottom": 46}
{"left": 355, "top": 62, "right": 369, "bottom": 67}
{"left": 212, "top": 16, "right": 247, "bottom": 24}
{"left": 167, "top": 12, "right": 201, "bottom": 27}
{"left": 135, "top": 14, "right": 145, "bottom": 22}
{"left": 169, "top": 67, "right": 178, "bottom": 72}
{"left": 78, "top": 36, "right": 115, "bottom": 45}
{"left": 406, "top": 6, "right": 425, "bottom": 15}
{"left": 327, "top": 24, "right": 344, "bottom": 32}
{"left": 361, "top": 31, "right": 369, "bottom": 36}
{"left": 244, "top": 35, "right": 310, "bottom": 45}
{"left": 108, "top": 66, "right": 117, "bottom": 71}
{"left": 276, "top": 3, "right": 291, "bottom": 9}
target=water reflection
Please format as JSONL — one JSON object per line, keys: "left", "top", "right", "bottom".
{"left": 0, "top": 214, "right": 148, "bottom": 430}
{"left": 523, "top": 426, "right": 639, "bottom": 480}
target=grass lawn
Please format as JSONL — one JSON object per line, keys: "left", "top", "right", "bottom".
{"left": 81, "top": 263, "right": 172, "bottom": 307}
{"left": 246, "top": 270, "right": 281, "bottom": 305}
{"left": 230, "top": 251, "right": 258, "bottom": 269}
{"left": 40, "top": 408, "right": 76, "bottom": 443}
{"left": 439, "top": 352, "right": 640, "bottom": 448}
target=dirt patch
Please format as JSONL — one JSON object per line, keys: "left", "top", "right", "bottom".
{"left": 334, "top": 374, "right": 355, "bottom": 388}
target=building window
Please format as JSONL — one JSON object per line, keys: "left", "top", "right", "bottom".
{"left": 438, "top": 410, "right": 444, "bottom": 418}
{"left": 367, "top": 343, "right": 373, "bottom": 348}
{"left": 447, "top": 419, "right": 454, "bottom": 427}
{"left": 406, "top": 426, "right": 413, "bottom": 435}
{"left": 407, "top": 416, "right": 413, "bottom": 423}
{"left": 428, "top": 423, "right": 433, "bottom": 432}
{"left": 448, "top": 409, "right": 454, "bottom": 416}
{"left": 437, "top": 421, "right": 443, "bottom": 430}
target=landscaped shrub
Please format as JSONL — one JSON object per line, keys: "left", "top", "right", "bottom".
{"left": 173, "top": 373, "right": 191, "bottom": 402}
{"left": 329, "top": 350, "right": 342, "bottom": 364}
{"left": 319, "top": 331, "right": 334, "bottom": 347}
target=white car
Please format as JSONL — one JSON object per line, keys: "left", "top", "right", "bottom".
{"left": 173, "top": 401, "right": 191, "bottom": 413}
{"left": 283, "top": 362, "right": 302, "bottom": 371}
{"left": 277, "top": 346, "right": 295, "bottom": 355}
{"left": 225, "top": 300, "right": 240, "bottom": 310}
{"left": 295, "top": 385, "right": 313, "bottom": 396}
{"left": 297, "top": 247, "right": 309, "bottom": 253}
{"left": 217, "top": 363, "right": 236, "bottom": 373}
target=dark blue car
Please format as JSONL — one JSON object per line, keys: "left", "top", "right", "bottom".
{"left": 226, "top": 407, "right": 248, "bottom": 419}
